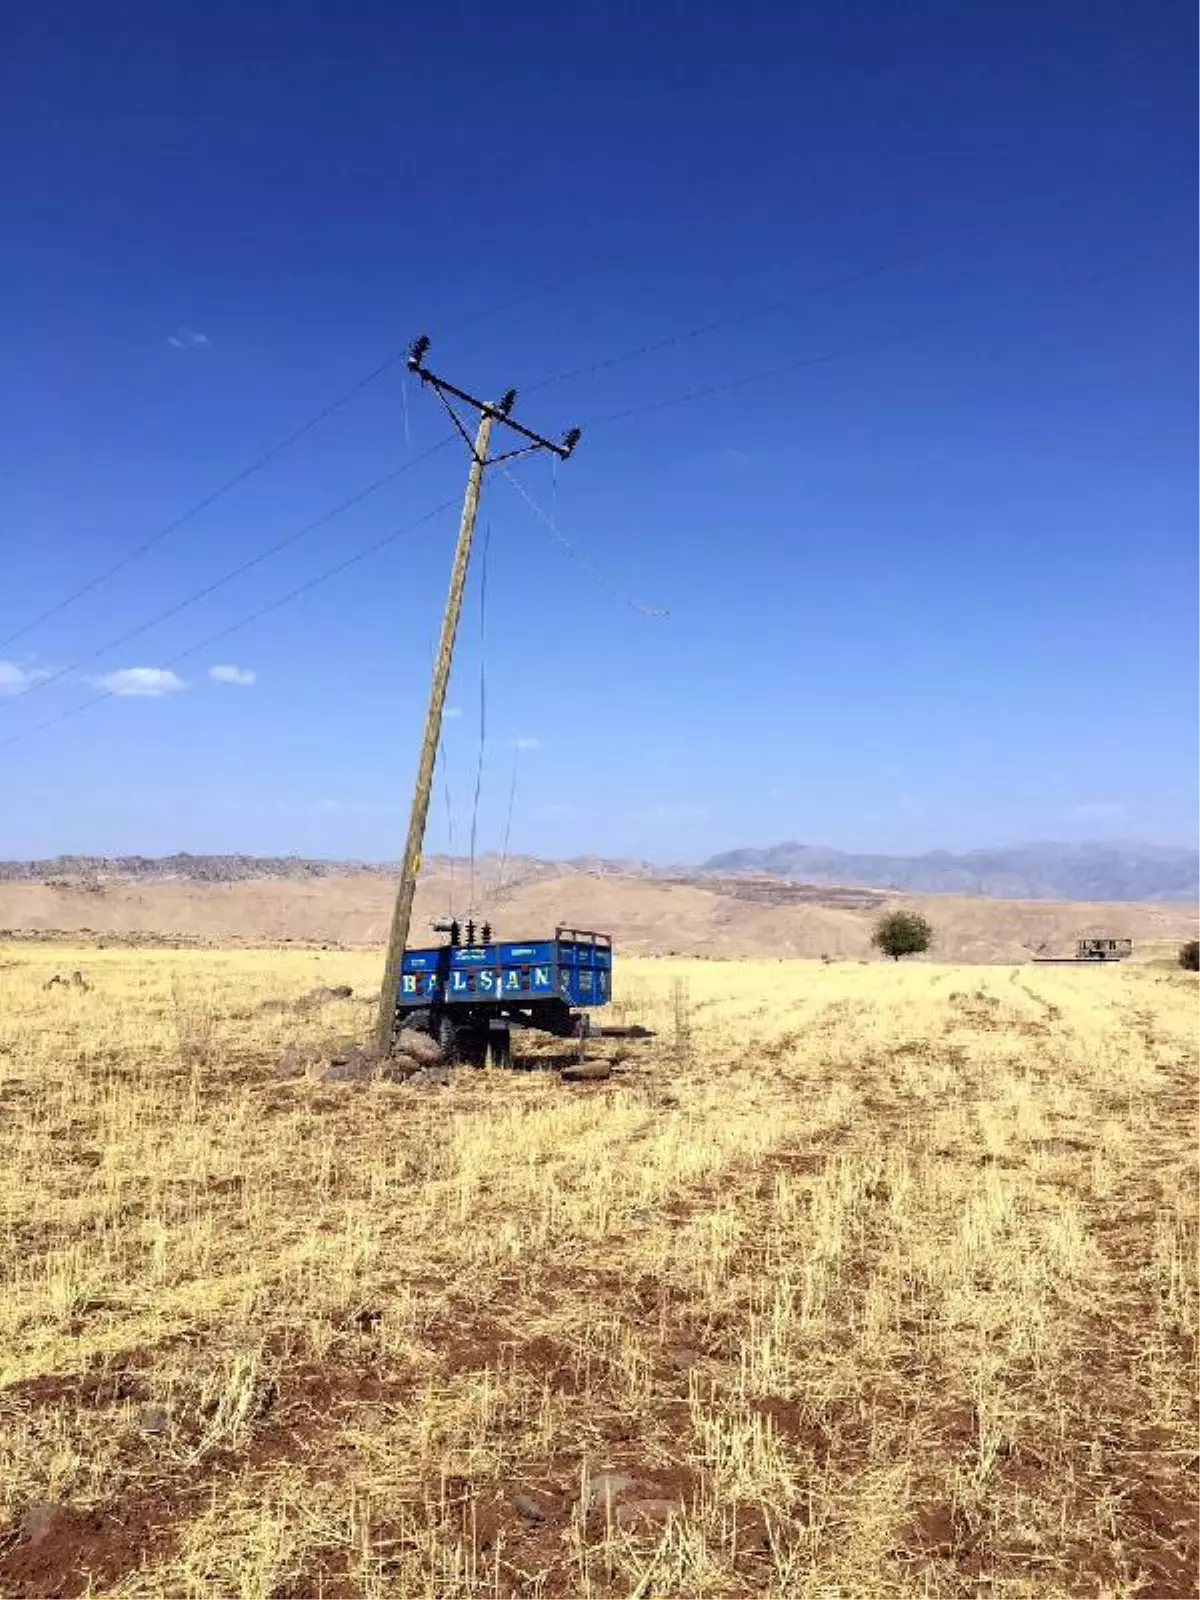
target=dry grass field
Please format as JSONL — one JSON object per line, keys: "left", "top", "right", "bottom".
{"left": 0, "top": 946, "right": 1196, "bottom": 1599}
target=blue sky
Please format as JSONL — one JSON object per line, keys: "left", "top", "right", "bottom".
{"left": 1, "top": 0, "right": 1195, "bottom": 863}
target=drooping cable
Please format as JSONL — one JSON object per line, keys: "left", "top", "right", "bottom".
{"left": 466, "top": 517, "right": 491, "bottom": 916}
{"left": 493, "top": 742, "right": 520, "bottom": 903}
{"left": 499, "top": 464, "right": 668, "bottom": 620}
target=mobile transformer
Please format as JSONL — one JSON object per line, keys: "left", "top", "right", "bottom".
{"left": 394, "top": 920, "right": 614, "bottom": 1065}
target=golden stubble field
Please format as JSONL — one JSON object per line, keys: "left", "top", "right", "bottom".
{"left": 0, "top": 947, "right": 1196, "bottom": 1600}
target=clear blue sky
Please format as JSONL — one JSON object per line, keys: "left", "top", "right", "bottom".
{"left": 1, "top": 0, "right": 1195, "bottom": 863}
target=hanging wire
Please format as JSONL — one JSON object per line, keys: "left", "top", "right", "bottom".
{"left": 499, "top": 464, "right": 669, "bottom": 620}
{"left": 440, "top": 738, "right": 457, "bottom": 920}
{"left": 466, "top": 517, "right": 491, "bottom": 917}
{"left": 493, "top": 742, "right": 520, "bottom": 903}
{"left": 427, "top": 637, "right": 457, "bottom": 921}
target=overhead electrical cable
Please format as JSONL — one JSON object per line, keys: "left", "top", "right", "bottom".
{"left": 493, "top": 743, "right": 520, "bottom": 903}
{"left": 466, "top": 517, "right": 491, "bottom": 917}
{"left": 582, "top": 256, "right": 1162, "bottom": 429}
{"left": 522, "top": 242, "right": 952, "bottom": 398}
{"left": 3, "top": 436, "right": 454, "bottom": 709}
{"left": 0, "top": 273, "right": 589, "bottom": 651}
{"left": 0, "top": 498, "right": 458, "bottom": 752}
{"left": 498, "top": 465, "right": 668, "bottom": 619}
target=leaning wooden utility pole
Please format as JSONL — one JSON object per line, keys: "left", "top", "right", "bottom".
{"left": 374, "top": 338, "right": 581, "bottom": 1057}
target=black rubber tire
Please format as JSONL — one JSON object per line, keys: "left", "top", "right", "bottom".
{"left": 436, "top": 1014, "right": 458, "bottom": 1058}
{"left": 400, "top": 1008, "right": 434, "bottom": 1036}
{"left": 458, "top": 1029, "right": 489, "bottom": 1069}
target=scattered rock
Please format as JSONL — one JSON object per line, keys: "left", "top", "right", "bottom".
{"left": 377, "top": 1057, "right": 422, "bottom": 1083}
{"left": 317, "top": 1042, "right": 377, "bottom": 1083}
{"left": 513, "top": 1492, "right": 553, "bottom": 1522}
{"left": 392, "top": 1028, "right": 442, "bottom": 1065}
{"left": 583, "top": 1471, "right": 636, "bottom": 1513}
{"left": 407, "top": 1065, "right": 452, "bottom": 1088}
{"left": 304, "top": 984, "right": 354, "bottom": 1004}
{"left": 276, "top": 1044, "right": 320, "bottom": 1078}
{"left": 615, "top": 1497, "right": 684, "bottom": 1530}
{"left": 137, "top": 1404, "right": 171, "bottom": 1436}
{"left": 42, "top": 970, "right": 91, "bottom": 992}
{"left": 561, "top": 1057, "right": 613, "bottom": 1082}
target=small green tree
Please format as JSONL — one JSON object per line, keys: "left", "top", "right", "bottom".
{"left": 1180, "top": 939, "right": 1199, "bottom": 972}
{"left": 872, "top": 909, "right": 933, "bottom": 961}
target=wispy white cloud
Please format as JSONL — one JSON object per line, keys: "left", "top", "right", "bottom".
{"left": 444, "top": 706, "right": 463, "bottom": 719}
{"left": 1068, "top": 801, "right": 1126, "bottom": 824}
{"left": 720, "top": 447, "right": 751, "bottom": 468}
{"left": 512, "top": 735, "right": 543, "bottom": 750}
{"left": 528, "top": 802, "right": 574, "bottom": 820}
{"left": 208, "top": 664, "right": 256, "bottom": 686}
{"left": 168, "top": 325, "right": 209, "bottom": 349}
{"left": 90, "top": 667, "right": 188, "bottom": 698}
{"left": 0, "top": 660, "right": 48, "bottom": 697}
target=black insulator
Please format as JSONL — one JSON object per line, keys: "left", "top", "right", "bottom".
{"left": 480, "top": 922, "right": 492, "bottom": 945}
{"left": 450, "top": 919, "right": 461, "bottom": 946}
{"left": 465, "top": 919, "right": 476, "bottom": 947}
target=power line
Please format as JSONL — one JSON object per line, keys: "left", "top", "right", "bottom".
{"left": 0, "top": 498, "right": 457, "bottom": 753}
{"left": 466, "top": 517, "right": 491, "bottom": 917}
{"left": 583, "top": 256, "right": 1161, "bottom": 429}
{"left": 0, "top": 348, "right": 413, "bottom": 654}
{"left": 493, "top": 743, "right": 520, "bottom": 903}
{"left": 3, "top": 436, "right": 453, "bottom": 710}
{"left": 438, "top": 730, "right": 457, "bottom": 921}
{"left": 522, "top": 242, "right": 951, "bottom": 398}
{"left": 0, "top": 274, "right": 589, "bottom": 653}
{"left": 5, "top": 253, "right": 1156, "bottom": 750}
{"left": 498, "top": 464, "right": 668, "bottom": 619}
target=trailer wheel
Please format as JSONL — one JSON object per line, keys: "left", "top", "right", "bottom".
{"left": 438, "top": 1016, "right": 486, "bottom": 1067}
{"left": 486, "top": 1025, "right": 512, "bottom": 1069}
{"left": 400, "top": 1008, "right": 434, "bottom": 1036}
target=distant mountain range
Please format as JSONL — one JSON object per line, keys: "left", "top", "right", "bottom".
{"left": 701, "top": 842, "right": 1199, "bottom": 903}
{"left": 0, "top": 841, "right": 1195, "bottom": 903}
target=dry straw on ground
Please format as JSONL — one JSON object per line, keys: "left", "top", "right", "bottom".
{"left": 0, "top": 947, "right": 1196, "bottom": 1599}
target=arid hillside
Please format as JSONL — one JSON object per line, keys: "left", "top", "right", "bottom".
{"left": 0, "top": 862, "right": 1193, "bottom": 962}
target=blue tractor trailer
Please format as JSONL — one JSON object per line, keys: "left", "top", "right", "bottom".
{"left": 394, "top": 922, "right": 617, "bottom": 1065}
